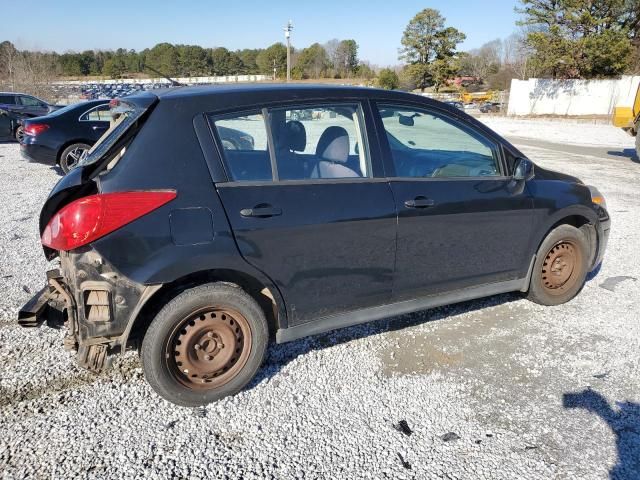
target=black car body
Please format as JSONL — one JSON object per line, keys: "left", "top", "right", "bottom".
{"left": 20, "top": 100, "right": 111, "bottom": 172}
{"left": 0, "top": 92, "right": 63, "bottom": 140}
{"left": 18, "top": 84, "right": 610, "bottom": 406}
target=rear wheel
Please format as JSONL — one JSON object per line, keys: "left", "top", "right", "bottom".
{"left": 59, "top": 143, "right": 91, "bottom": 173}
{"left": 141, "top": 283, "right": 268, "bottom": 407}
{"left": 527, "top": 225, "right": 589, "bottom": 306}
{"left": 14, "top": 126, "right": 24, "bottom": 143}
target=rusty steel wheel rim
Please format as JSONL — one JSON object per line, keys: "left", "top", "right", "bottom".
{"left": 165, "top": 307, "right": 252, "bottom": 390}
{"left": 541, "top": 240, "right": 582, "bottom": 295}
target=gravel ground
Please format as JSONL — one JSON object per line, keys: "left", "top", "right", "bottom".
{"left": 1, "top": 125, "right": 639, "bottom": 479}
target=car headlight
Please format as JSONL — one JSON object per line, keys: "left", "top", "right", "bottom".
{"left": 588, "top": 185, "right": 607, "bottom": 210}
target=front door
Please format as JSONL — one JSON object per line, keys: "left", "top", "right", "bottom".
{"left": 375, "top": 103, "right": 534, "bottom": 302}
{"left": 211, "top": 104, "right": 396, "bottom": 326}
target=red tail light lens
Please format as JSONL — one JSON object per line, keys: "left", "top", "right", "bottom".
{"left": 24, "top": 124, "right": 50, "bottom": 136}
{"left": 41, "top": 191, "right": 177, "bottom": 251}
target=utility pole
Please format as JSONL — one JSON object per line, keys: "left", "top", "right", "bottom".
{"left": 272, "top": 59, "right": 277, "bottom": 81}
{"left": 284, "top": 20, "right": 293, "bottom": 82}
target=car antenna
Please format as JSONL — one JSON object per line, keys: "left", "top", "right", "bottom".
{"left": 141, "top": 64, "right": 185, "bottom": 87}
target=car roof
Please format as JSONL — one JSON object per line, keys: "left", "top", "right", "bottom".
{"left": 153, "top": 83, "right": 413, "bottom": 101}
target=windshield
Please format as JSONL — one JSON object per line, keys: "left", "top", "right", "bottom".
{"left": 78, "top": 99, "right": 147, "bottom": 167}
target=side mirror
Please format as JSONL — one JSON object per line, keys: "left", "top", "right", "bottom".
{"left": 513, "top": 157, "right": 534, "bottom": 181}
{"left": 398, "top": 114, "right": 414, "bottom": 127}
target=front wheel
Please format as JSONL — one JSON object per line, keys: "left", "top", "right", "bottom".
{"left": 141, "top": 283, "right": 268, "bottom": 407}
{"left": 527, "top": 224, "right": 589, "bottom": 306}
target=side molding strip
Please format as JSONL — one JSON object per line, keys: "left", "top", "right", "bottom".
{"left": 276, "top": 276, "right": 528, "bottom": 343}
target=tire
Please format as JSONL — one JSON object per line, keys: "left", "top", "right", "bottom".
{"left": 527, "top": 224, "right": 590, "bottom": 306}
{"left": 59, "top": 143, "right": 91, "bottom": 173}
{"left": 141, "top": 283, "right": 268, "bottom": 407}
{"left": 14, "top": 125, "right": 24, "bottom": 143}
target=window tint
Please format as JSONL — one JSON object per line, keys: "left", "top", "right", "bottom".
{"left": 378, "top": 105, "right": 500, "bottom": 178}
{"left": 19, "top": 96, "right": 43, "bottom": 107}
{"left": 0, "top": 95, "right": 15, "bottom": 105}
{"left": 81, "top": 104, "right": 111, "bottom": 122}
{"left": 268, "top": 104, "right": 370, "bottom": 180}
{"left": 212, "top": 112, "right": 271, "bottom": 182}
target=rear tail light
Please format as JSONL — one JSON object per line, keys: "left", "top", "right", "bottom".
{"left": 24, "top": 123, "right": 50, "bottom": 136}
{"left": 41, "top": 191, "right": 176, "bottom": 251}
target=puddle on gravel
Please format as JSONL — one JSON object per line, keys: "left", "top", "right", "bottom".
{"left": 380, "top": 302, "right": 527, "bottom": 377}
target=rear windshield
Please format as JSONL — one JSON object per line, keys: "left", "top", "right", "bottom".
{"left": 78, "top": 99, "right": 148, "bottom": 167}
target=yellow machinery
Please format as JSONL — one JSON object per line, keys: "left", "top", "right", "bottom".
{"left": 612, "top": 83, "right": 640, "bottom": 132}
{"left": 613, "top": 83, "right": 640, "bottom": 157}
{"left": 460, "top": 91, "right": 495, "bottom": 104}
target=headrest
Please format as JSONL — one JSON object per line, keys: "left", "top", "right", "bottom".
{"left": 315, "top": 126, "right": 349, "bottom": 163}
{"left": 282, "top": 120, "right": 306, "bottom": 152}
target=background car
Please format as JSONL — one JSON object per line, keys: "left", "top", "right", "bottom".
{"left": 0, "top": 92, "right": 64, "bottom": 141}
{"left": 479, "top": 102, "right": 503, "bottom": 113}
{"left": 444, "top": 100, "right": 464, "bottom": 110}
{"left": 20, "top": 99, "right": 110, "bottom": 173}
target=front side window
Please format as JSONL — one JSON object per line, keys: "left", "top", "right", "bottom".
{"left": 378, "top": 105, "right": 500, "bottom": 178}
{"left": 19, "top": 96, "right": 43, "bottom": 107}
{"left": 212, "top": 112, "right": 271, "bottom": 182}
{"left": 80, "top": 104, "right": 111, "bottom": 122}
{"left": 267, "top": 104, "right": 371, "bottom": 180}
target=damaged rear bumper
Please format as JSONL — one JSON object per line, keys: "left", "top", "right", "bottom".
{"left": 18, "top": 270, "right": 71, "bottom": 332}
{"left": 18, "top": 253, "right": 162, "bottom": 373}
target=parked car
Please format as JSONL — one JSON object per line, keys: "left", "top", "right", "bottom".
{"left": 0, "top": 92, "right": 63, "bottom": 141}
{"left": 20, "top": 100, "right": 111, "bottom": 173}
{"left": 479, "top": 102, "right": 502, "bottom": 113}
{"left": 444, "top": 101, "right": 464, "bottom": 110}
{"left": 0, "top": 107, "right": 22, "bottom": 141}
{"left": 18, "top": 85, "right": 610, "bottom": 406}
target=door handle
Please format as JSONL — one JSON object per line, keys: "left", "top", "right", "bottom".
{"left": 404, "top": 197, "right": 435, "bottom": 209}
{"left": 240, "top": 205, "right": 282, "bottom": 218}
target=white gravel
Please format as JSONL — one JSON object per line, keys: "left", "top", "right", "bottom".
{"left": 1, "top": 130, "right": 639, "bottom": 479}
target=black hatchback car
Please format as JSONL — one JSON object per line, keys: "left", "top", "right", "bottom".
{"left": 18, "top": 84, "right": 610, "bottom": 406}
{"left": 20, "top": 100, "right": 111, "bottom": 173}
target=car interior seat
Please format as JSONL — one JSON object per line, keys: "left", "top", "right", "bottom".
{"left": 311, "top": 126, "right": 360, "bottom": 179}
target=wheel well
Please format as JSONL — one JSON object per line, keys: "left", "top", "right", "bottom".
{"left": 539, "top": 215, "right": 596, "bottom": 265}
{"left": 127, "top": 269, "right": 280, "bottom": 349}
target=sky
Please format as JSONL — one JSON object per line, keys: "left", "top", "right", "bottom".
{"left": 3, "top": 0, "right": 521, "bottom": 66}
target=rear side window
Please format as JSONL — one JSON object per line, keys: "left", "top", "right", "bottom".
{"left": 267, "top": 104, "right": 371, "bottom": 180}
{"left": 0, "top": 95, "right": 15, "bottom": 105}
{"left": 211, "top": 112, "right": 271, "bottom": 182}
{"left": 80, "top": 104, "right": 111, "bottom": 122}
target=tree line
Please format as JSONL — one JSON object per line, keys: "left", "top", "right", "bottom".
{"left": 0, "top": 39, "right": 371, "bottom": 81}
{"left": 1, "top": 0, "right": 638, "bottom": 99}
{"left": 386, "top": 0, "right": 639, "bottom": 92}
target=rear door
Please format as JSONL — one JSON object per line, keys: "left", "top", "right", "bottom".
{"left": 373, "top": 102, "right": 534, "bottom": 302}
{"left": 211, "top": 103, "right": 396, "bottom": 326}
{"left": 78, "top": 103, "right": 111, "bottom": 140}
